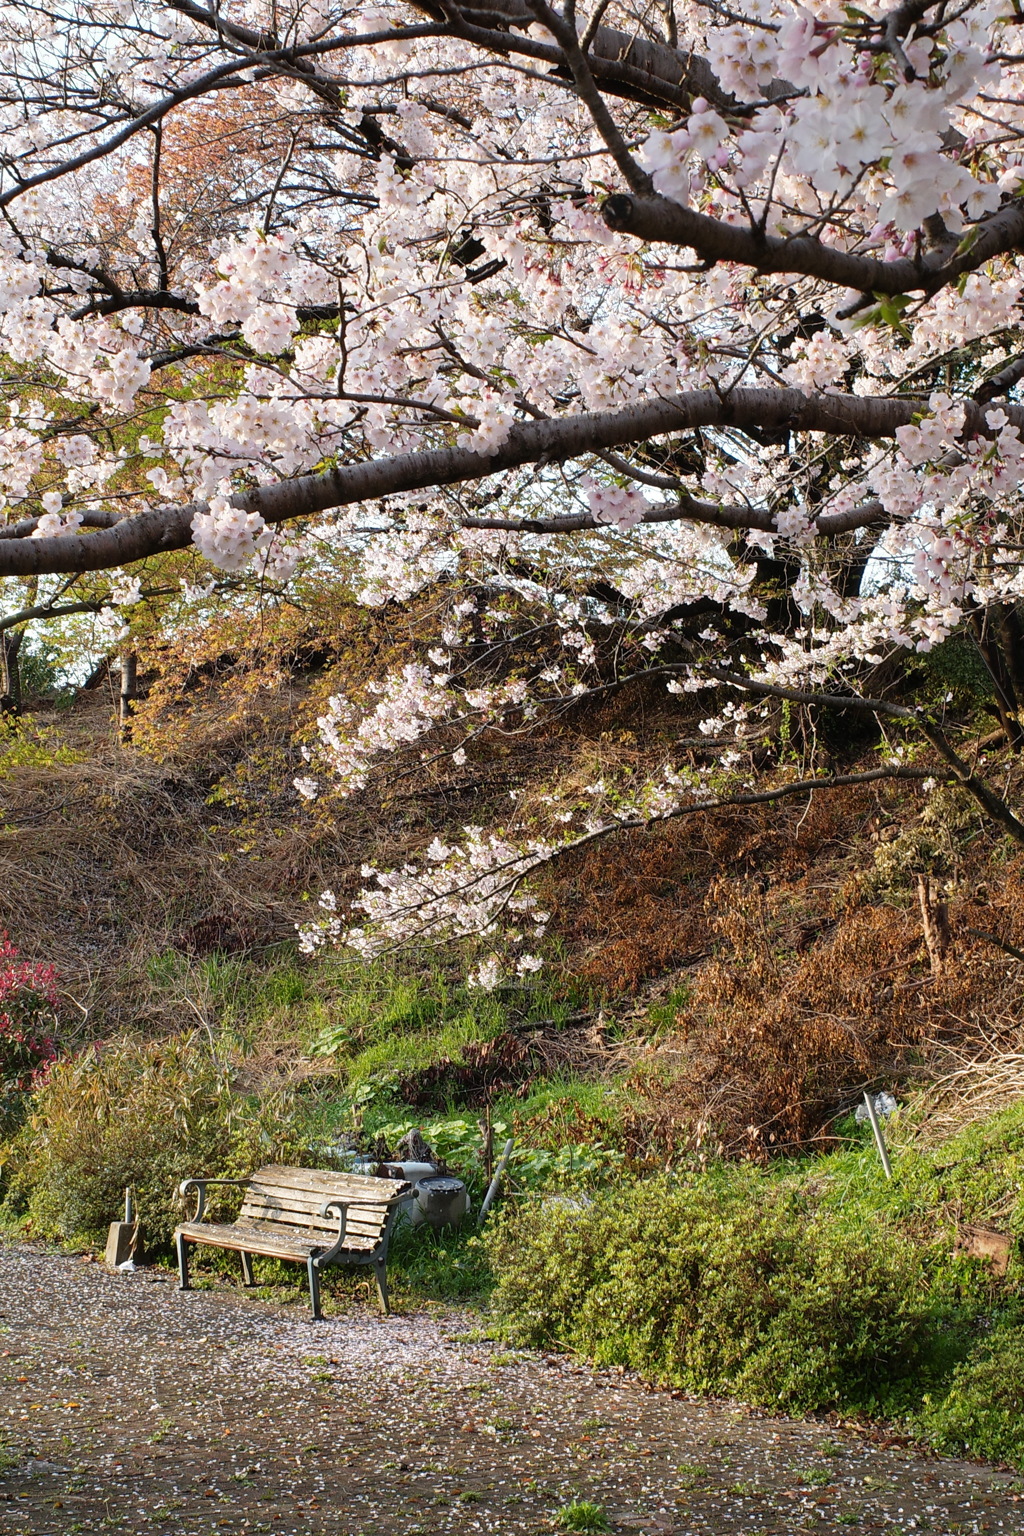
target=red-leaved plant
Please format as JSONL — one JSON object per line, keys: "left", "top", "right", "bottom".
{"left": 0, "top": 934, "right": 58, "bottom": 1094}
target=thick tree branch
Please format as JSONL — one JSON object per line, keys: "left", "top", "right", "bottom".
{"left": 417, "top": 2, "right": 730, "bottom": 112}
{"left": 1, "top": 387, "right": 1017, "bottom": 578}
{"left": 975, "top": 354, "right": 1024, "bottom": 404}
{"left": 0, "top": 597, "right": 106, "bottom": 633}
{"left": 462, "top": 491, "right": 888, "bottom": 537}
{"left": 601, "top": 191, "right": 1024, "bottom": 299}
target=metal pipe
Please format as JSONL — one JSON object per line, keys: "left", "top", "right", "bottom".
{"left": 478, "top": 1138, "right": 514, "bottom": 1226}
{"left": 863, "top": 1091, "right": 893, "bottom": 1180}
{"left": 124, "top": 1186, "right": 135, "bottom": 1224}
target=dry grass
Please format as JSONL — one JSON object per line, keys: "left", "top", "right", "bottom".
{"left": 900, "top": 1032, "right": 1024, "bottom": 1146}
{"left": 0, "top": 691, "right": 341, "bottom": 1033}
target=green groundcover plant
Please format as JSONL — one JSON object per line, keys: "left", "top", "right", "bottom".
{"left": 488, "top": 1174, "right": 937, "bottom": 1415}
{"left": 918, "top": 1321, "right": 1024, "bottom": 1466}
{"left": 487, "top": 1119, "right": 1024, "bottom": 1469}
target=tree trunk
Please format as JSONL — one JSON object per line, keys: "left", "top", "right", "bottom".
{"left": 118, "top": 650, "right": 137, "bottom": 739}
{"left": 997, "top": 603, "right": 1024, "bottom": 712}
{"left": 1, "top": 629, "right": 24, "bottom": 716}
{"left": 917, "top": 875, "right": 951, "bottom": 978}
{"left": 969, "top": 610, "right": 1024, "bottom": 751}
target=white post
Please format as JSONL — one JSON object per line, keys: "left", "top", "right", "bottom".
{"left": 863, "top": 1092, "right": 893, "bottom": 1180}
{"left": 478, "top": 1138, "right": 514, "bottom": 1226}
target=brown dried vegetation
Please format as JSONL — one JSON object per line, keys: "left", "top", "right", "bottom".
{"left": 561, "top": 783, "right": 1024, "bottom": 1160}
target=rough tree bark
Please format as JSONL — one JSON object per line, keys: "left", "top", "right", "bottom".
{"left": 118, "top": 651, "right": 138, "bottom": 741}
{"left": 0, "top": 629, "right": 24, "bottom": 717}
{"left": 917, "top": 875, "right": 952, "bottom": 978}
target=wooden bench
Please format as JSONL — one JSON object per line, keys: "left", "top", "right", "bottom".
{"left": 175, "top": 1164, "right": 410, "bottom": 1319}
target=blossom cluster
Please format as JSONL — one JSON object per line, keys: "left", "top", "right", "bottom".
{"left": 643, "top": 5, "right": 1003, "bottom": 234}
{"left": 584, "top": 478, "right": 650, "bottom": 531}
{"left": 302, "top": 664, "right": 535, "bottom": 799}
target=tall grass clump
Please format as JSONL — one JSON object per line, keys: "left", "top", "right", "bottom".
{"left": 2, "top": 1032, "right": 307, "bottom": 1249}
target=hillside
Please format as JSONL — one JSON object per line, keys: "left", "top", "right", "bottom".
{"left": 3, "top": 657, "right": 1024, "bottom": 1156}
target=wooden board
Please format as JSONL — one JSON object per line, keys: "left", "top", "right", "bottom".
{"left": 956, "top": 1224, "right": 1014, "bottom": 1277}
{"left": 250, "top": 1165, "right": 408, "bottom": 1198}
{"left": 177, "top": 1220, "right": 378, "bottom": 1260}
{"left": 239, "top": 1194, "right": 386, "bottom": 1240}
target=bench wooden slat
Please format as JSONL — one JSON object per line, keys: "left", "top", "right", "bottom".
{"left": 178, "top": 1220, "right": 378, "bottom": 1258}
{"left": 241, "top": 1186, "right": 392, "bottom": 1212}
{"left": 245, "top": 1179, "right": 399, "bottom": 1207}
{"left": 238, "top": 1202, "right": 386, "bottom": 1241}
{"left": 236, "top": 1210, "right": 383, "bottom": 1234}
{"left": 239, "top": 1206, "right": 385, "bottom": 1240}
{"left": 240, "top": 1195, "right": 386, "bottom": 1228}
{"left": 241, "top": 1184, "right": 391, "bottom": 1209}
{"left": 240, "top": 1189, "right": 388, "bottom": 1219}
{"left": 248, "top": 1166, "right": 406, "bottom": 1198}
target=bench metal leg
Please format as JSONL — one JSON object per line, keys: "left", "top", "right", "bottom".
{"left": 307, "top": 1256, "right": 323, "bottom": 1321}
{"left": 177, "top": 1233, "right": 191, "bottom": 1291}
{"left": 240, "top": 1251, "right": 255, "bottom": 1287}
{"left": 373, "top": 1257, "right": 389, "bottom": 1316}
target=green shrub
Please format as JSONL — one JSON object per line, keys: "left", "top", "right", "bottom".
{"left": 554, "top": 1500, "right": 610, "bottom": 1532}
{"left": 489, "top": 1175, "right": 934, "bottom": 1414}
{"left": 3, "top": 1032, "right": 307, "bottom": 1250}
{"left": 919, "top": 1320, "right": 1024, "bottom": 1468}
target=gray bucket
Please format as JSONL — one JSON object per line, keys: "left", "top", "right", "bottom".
{"left": 410, "top": 1175, "right": 469, "bottom": 1230}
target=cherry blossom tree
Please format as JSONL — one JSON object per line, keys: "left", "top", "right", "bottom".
{"left": 4, "top": 0, "right": 1024, "bottom": 977}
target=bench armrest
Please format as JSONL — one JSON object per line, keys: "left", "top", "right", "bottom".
{"left": 179, "top": 1177, "right": 248, "bottom": 1224}
{"left": 318, "top": 1199, "right": 350, "bottom": 1265}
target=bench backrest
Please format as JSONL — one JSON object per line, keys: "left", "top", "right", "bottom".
{"left": 240, "top": 1165, "right": 409, "bottom": 1245}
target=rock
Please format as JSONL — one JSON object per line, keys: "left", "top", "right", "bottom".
{"left": 393, "top": 1128, "right": 436, "bottom": 1164}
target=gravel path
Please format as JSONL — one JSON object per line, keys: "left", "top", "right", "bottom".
{"left": 0, "top": 1241, "right": 1021, "bottom": 1535}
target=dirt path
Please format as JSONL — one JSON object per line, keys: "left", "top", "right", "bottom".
{"left": 0, "top": 1242, "right": 1020, "bottom": 1536}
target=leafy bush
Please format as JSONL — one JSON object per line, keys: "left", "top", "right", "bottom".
{"left": 4, "top": 1032, "right": 307, "bottom": 1250}
{"left": 0, "top": 717, "right": 81, "bottom": 774}
{"left": 489, "top": 1174, "right": 934, "bottom": 1415}
{"left": 365, "top": 1111, "right": 624, "bottom": 1197}
{"left": 918, "top": 1319, "right": 1024, "bottom": 1468}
